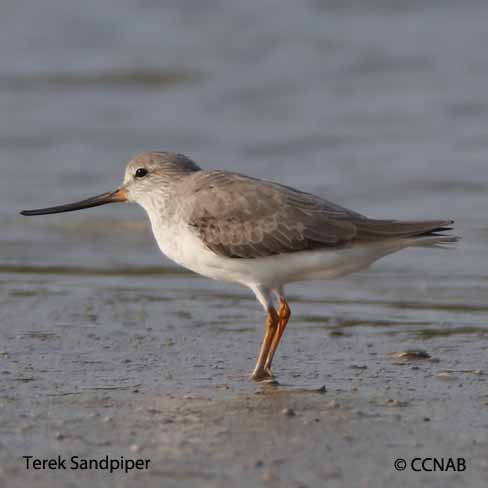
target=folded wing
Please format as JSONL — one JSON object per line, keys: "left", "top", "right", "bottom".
{"left": 180, "top": 171, "right": 452, "bottom": 259}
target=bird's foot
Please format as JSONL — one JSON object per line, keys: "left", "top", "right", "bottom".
{"left": 250, "top": 368, "right": 275, "bottom": 382}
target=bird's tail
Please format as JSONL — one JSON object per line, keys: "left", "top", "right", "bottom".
{"left": 408, "top": 234, "right": 460, "bottom": 249}
{"left": 353, "top": 218, "right": 459, "bottom": 249}
{"left": 356, "top": 218, "right": 455, "bottom": 239}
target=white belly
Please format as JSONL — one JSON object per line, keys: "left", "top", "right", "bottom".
{"left": 150, "top": 218, "right": 409, "bottom": 289}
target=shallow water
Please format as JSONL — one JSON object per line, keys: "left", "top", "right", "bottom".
{"left": 1, "top": 1, "right": 488, "bottom": 487}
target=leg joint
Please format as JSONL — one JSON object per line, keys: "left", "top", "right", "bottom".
{"left": 279, "top": 300, "right": 291, "bottom": 321}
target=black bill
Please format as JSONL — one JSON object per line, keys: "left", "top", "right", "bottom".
{"left": 20, "top": 187, "right": 128, "bottom": 216}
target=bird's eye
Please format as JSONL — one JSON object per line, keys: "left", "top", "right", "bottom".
{"left": 135, "top": 168, "right": 148, "bottom": 178}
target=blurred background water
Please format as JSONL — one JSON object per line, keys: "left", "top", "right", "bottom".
{"left": 1, "top": 0, "right": 488, "bottom": 376}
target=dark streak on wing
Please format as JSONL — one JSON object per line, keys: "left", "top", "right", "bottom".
{"left": 179, "top": 171, "right": 453, "bottom": 259}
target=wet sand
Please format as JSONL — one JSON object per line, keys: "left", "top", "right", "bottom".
{"left": 4, "top": 384, "right": 488, "bottom": 488}
{"left": 1, "top": 256, "right": 488, "bottom": 487}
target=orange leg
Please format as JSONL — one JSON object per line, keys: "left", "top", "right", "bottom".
{"left": 264, "top": 299, "right": 291, "bottom": 376}
{"left": 251, "top": 308, "right": 279, "bottom": 381}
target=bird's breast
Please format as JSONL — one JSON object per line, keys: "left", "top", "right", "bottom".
{"left": 149, "top": 218, "right": 218, "bottom": 274}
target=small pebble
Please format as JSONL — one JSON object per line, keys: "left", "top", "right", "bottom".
{"left": 261, "top": 469, "right": 275, "bottom": 482}
{"left": 385, "top": 399, "right": 408, "bottom": 407}
{"left": 329, "top": 330, "right": 345, "bottom": 337}
{"left": 281, "top": 408, "right": 295, "bottom": 417}
{"left": 325, "top": 400, "right": 339, "bottom": 409}
{"left": 436, "top": 371, "right": 456, "bottom": 380}
{"left": 388, "top": 350, "right": 431, "bottom": 364}
{"left": 147, "top": 408, "right": 162, "bottom": 414}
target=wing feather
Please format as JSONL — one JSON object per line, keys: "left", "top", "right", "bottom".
{"left": 177, "top": 170, "right": 452, "bottom": 259}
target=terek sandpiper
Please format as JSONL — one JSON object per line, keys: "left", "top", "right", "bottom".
{"left": 21, "top": 151, "right": 457, "bottom": 381}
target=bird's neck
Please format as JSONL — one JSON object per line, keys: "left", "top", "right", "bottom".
{"left": 138, "top": 190, "right": 178, "bottom": 228}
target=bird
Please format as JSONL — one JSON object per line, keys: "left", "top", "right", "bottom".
{"left": 21, "top": 151, "right": 457, "bottom": 381}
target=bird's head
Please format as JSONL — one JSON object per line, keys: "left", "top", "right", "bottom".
{"left": 20, "top": 151, "right": 200, "bottom": 216}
